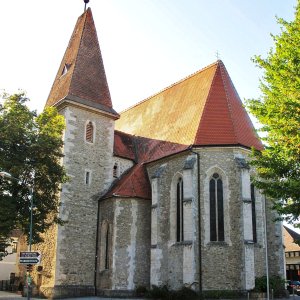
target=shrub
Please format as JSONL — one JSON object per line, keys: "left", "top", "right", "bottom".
{"left": 253, "top": 275, "right": 286, "bottom": 297}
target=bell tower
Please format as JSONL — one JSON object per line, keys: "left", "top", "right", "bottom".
{"left": 41, "top": 7, "right": 119, "bottom": 298}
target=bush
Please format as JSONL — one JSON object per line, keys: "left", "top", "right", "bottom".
{"left": 201, "top": 290, "right": 242, "bottom": 299}
{"left": 145, "top": 285, "right": 198, "bottom": 300}
{"left": 253, "top": 275, "right": 286, "bottom": 297}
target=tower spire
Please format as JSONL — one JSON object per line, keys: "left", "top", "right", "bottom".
{"left": 84, "top": 0, "right": 89, "bottom": 12}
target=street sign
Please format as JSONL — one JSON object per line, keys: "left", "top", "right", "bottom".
{"left": 19, "top": 251, "right": 41, "bottom": 265}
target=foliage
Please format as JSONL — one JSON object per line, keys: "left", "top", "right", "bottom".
{"left": 0, "top": 92, "right": 67, "bottom": 245}
{"left": 245, "top": 1, "right": 300, "bottom": 224}
{"left": 201, "top": 290, "right": 242, "bottom": 299}
{"left": 144, "top": 285, "right": 198, "bottom": 300}
{"left": 253, "top": 276, "right": 286, "bottom": 297}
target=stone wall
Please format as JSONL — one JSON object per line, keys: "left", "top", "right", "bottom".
{"left": 146, "top": 146, "right": 284, "bottom": 292}
{"left": 97, "top": 197, "right": 151, "bottom": 292}
{"left": 147, "top": 152, "right": 198, "bottom": 290}
{"left": 36, "top": 104, "right": 116, "bottom": 298}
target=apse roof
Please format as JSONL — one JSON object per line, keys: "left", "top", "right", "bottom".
{"left": 46, "top": 8, "right": 118, "bottom": 117}
{"left": 115, "top": 60, "right": 263, "bottom": 150}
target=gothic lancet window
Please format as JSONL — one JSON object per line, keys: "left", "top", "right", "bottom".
{"left": 210, "top": 173, "right": 224, "bottom": 241}
{"left": 176, "top": 178, "right": 184, "bottom": 242}
{"left": 251, "top": 184, "right": 257, "bottom": 243}
{"left": 85, "top": 121, "right": 94, "bottom": 143}
{"left": 100, "top": 221, "right": 111, "bottom": 271}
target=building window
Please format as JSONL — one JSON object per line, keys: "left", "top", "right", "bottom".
{"left": 113, "top": 163, "right": 119, "bottom": 178}
{"left": 85, "top": 121, "right": 94, "bottom": 143}
{"left": 100, "top": 221, "right": 111, "bottom": 271}
{"left": 251, "top": 184, "right": 257, "bottom": 243}
{"left": 105, "top": 226, "right": 110, "bottom": 269}
{"left": 85, "top": 171, "right": 90, "bottom": 185}
{"left": 210, "top": 173, "right": 224, "bottom": 241}
{"left": 176, "top": 178, "right": 184, "bottom": 242}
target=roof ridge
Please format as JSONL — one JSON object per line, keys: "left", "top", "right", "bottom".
{"left": 120, "top": 60, "right": 221, "bottom": 114}
{"left": 218, "top": 61, "right": 239, "bottom": 143}
{"left": 193, "top": 61, "right": 220, "bottom": 144}
{"left": 68, "top": 10, "right": 88, "bottom": 98}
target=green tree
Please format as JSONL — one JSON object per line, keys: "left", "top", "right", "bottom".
{"left": 246, "top": 2, "right": 300, "bottom": 224}
{"left": 0, "top": 92, "right": 67, "bottom": 247}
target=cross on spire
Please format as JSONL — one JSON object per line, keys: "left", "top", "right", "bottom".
{"left": 84, "top": 0, "right": 90, "bottom": 12}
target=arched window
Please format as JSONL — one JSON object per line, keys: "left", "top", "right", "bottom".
{"left": 105, "top": 225, "right": 110, "bottom": 269}
{"left": 251, "top": 184, "right": 257, "bottom": 243}
{"left": 100, "top": 221, "right": 111, "bottom": 271}
{"left": 176, "top": 178, "right": 184, "bottom": 242}
{"left": 210, "top": 173, "right": 224, "bottom": 241}
{"left": 85, "top": 121, "right": 94, "bottom": 143}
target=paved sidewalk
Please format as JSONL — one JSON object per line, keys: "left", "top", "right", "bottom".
{"left": 0, "top": 291, "right": 149, "bottom": 300}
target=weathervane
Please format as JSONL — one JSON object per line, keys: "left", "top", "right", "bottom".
{"left": 215, "top": 51, "right": 220, "bottom": 60}
{"left": 84, "top": 0, "right": 90, "bottom": 12}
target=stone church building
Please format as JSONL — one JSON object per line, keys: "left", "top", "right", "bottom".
{"left": 24, "top": 7, "right": 285, "bottom": 298}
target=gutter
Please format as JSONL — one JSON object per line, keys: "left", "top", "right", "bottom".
{"left": 94, "top": 199, "right": 100, "bottom": 295}
{"left": 188, "top": 147, "right": 202, "bottom": 295}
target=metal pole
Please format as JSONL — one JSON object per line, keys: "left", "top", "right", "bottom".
{"left": 264, "top": 196, "right": 270, "bottom": 300}
{"left": 27, "top": 187, "right": 33, "bottom": 300}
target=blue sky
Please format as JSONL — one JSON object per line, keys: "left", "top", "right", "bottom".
{"left": 0, "top": 0, "right": 297, "bottom": 114}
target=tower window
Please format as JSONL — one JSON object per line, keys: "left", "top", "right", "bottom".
{"left": 61, "top": 63, "right": 70, "bottom": 76}
{"left": 176, "top": 178, "right": 184, "bottom": 242}
{"left": 85, "top": 121, "right": 94, "bottom": 143}
{"left": 210, "top": 173, "right": 224, "bottom": 241}
{"left": 85, "top": 171, "right": 90, "bottom": 185}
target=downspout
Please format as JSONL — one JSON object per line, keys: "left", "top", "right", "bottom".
{"left": 189, "top": 147, "right": 202, "bottom": 295}
{"left": 94, "top": 199, "right": 101, "bottom": 296}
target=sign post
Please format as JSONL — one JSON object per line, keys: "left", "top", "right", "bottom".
{"left": 19, "top": 251, "right": 41, "bottom": 264}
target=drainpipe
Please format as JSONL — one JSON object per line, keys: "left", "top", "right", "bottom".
{"left": 94, "top": 199, "right": 101, "bottom": 296}
{"left": 189, "top": 147, "right": 202, "bottom": 295}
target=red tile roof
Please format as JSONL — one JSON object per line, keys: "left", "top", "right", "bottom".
{"left": 46, "top": 8, "right": 118, "bottom": 117}
{"left": 116, "top": 60, "right": 263, "bottom": 150}
{"left": 104, "top": 134, "right": 188, "bottom": 199}
{"left": 194, "top": 61, "right": 263, "bottom": 149}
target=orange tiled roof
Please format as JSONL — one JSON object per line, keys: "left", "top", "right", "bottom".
{"left": 46, "top": 8, "right": 118, "bottom": 117}
{"left": 115, "top": 61, "right": 263, "bottom": 150}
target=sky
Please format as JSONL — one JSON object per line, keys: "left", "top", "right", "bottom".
{"left": 0, "top": 0, "right": 297, "bottom": 114}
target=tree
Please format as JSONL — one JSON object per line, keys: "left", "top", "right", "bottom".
{"left": 246, "top": 2, "right": 300, "bottom": 225}
{"left": 0, "top": 92, "right": 67, "bottom": 246}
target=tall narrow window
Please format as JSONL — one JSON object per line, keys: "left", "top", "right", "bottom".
{"left": 251, "top": 184, "right": 257, "bottom": 243}
{"left": 176, "top": 178, "right": 184, "bottom": 242}
{"left": 85, "top": 171, "right": 90, "bottom": 185}
{"left": 85, "top": 121, "right": 94, "bottom": 143}
{"left": 105, "top": 226, "right": 110, "bottom": 269}
{"left": 210, "top": 173, "right": 224, "bottom": 241}
{"left": 113, "top": 163, "right": 119, "bottom": 178}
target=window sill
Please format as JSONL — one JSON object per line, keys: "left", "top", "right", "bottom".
{"left": 207, "top": 241, "right": 228, "bottom": 247}
{"left": 172, "top": 240, "right": 193, "bottom": 246}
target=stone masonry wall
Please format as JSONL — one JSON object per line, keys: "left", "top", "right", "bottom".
{"left": 147, "top": 153, "right": 198, "bottom": 290}
{"left": 39, "top": 105, "right": 115, "bottom": 297}
{"left": 98, "top": 197, "right": 151, "bottom": 292}
{"left": 146, "top": 147, "right": 284, "bottom": 292}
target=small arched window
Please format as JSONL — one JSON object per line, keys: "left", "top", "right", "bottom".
{"left": 85, "top": 121, "right": 94, "bottom": 143}
{"left": 176, "top": 178, "right": 184, "bottom": 242}
{"left": 209, "top": 173, "right": 224, "bottom": 241}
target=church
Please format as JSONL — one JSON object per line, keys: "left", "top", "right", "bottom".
{"left": 24, "top": 6, "right": 285, "bottom": 298}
